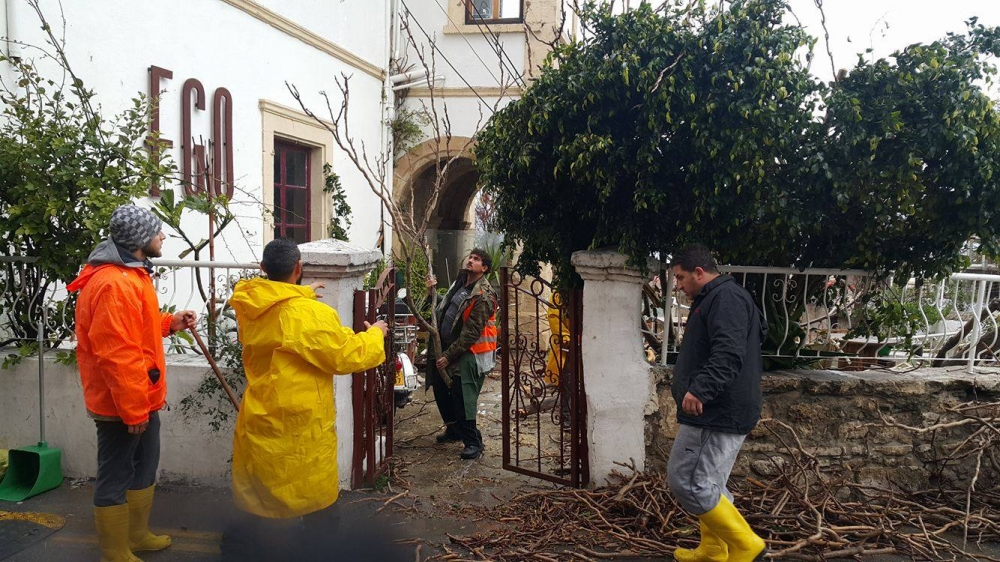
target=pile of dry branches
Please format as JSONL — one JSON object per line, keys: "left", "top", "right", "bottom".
{"left": 437, "top": 405, "right": 1000, "bottom": 561}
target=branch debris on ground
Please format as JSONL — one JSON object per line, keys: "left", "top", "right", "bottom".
{"left": 407, "top": 401, "right": 999, "bottom": 561}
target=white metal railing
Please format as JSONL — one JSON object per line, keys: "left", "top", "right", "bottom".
{"left": 648, "top": 266, "right": 1000, "bottom": 373}
{"left": 150, "top": 259, "right": 260, "bottom": 355}
{"left": 897, "top": 272, "right": 1000, "bottom": 372}
{"left": 150, "top": 259, "right": 260, "bottom": 316}
{"left": 0, "top": 256, "right": 73, "bottom": 351}
{"left": 1, "top": 256, "right": 259, "bottom": 356}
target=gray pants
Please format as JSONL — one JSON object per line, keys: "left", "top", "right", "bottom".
{"left": 93, "top": 411, "right": 161, "bottom": 507}
{"left": 667, "top": 424, "right": 745, "bottom": 515}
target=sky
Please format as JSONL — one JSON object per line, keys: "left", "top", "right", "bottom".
{"left": 785, "top": 0, "right": 1000, "bottom": 91}
{"left": 603, "top": 0, "right": 1000, "bottom": 95}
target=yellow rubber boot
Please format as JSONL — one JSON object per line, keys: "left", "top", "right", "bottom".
{"left": 94, "top": 504, "right": 142, "bottom": 562}
{"left": 126, "top": 486, "right": 172, "bottom": 552}
{"left": 699, "top": 495, "right": 767, "bottom": 562}
{"left": 673, "top": 520, "right": 728, "bottom": 562}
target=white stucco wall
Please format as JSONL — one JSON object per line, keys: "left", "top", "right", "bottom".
{"left": 4, "top": 0, "right": 390, "bottom": 260}
{"left": 254, "top": 0, "right": 390, "bottom": 68}
{"left": 400, "top": 1, "right": 526, "bottom": 89}
{"left": 408, "top": 95, "right": 519, "bottom": 143}
{"left": 0, "top": 355, "right": 235, "bottom": 487}
{"left": 397, "top": 0, "right": 527, "bottom": 140}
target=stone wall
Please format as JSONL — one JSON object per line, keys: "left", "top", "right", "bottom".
{"left": 647, "top": 365, "right": 1000, "bottom": 493}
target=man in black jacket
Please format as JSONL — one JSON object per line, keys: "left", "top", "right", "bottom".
{"left": 667, "top": 245, "right": 767, "bottom": 562}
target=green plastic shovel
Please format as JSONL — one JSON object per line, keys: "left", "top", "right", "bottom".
{"left": 0, "top": 317, "right": 63, "bottom": 501}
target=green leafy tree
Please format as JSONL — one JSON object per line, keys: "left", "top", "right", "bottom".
{"left": 801, "top": 21, "right": 1000, "bottom": 279}
{"left": 322, "top": 163, "right": 353, "bottom": 241}
{"left": 476, "top": 0, "right": 1000, "bottom": 285}
{"left": 0, "top": 50, "right": 175, "bottom": 358}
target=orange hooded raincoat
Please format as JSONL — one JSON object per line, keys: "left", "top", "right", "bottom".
{"left": 68, "top": 239, "right": 173, "bottom": 426}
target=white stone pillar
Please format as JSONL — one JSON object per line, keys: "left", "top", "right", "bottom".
{"left": 571, "top": 250, "right": 654, "bottom": 486}
{"left": 299, "top": 239, "right": 382, "bottom": 491}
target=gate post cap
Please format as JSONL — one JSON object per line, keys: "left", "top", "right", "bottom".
{"left": 299, "top": 239, "right": 382, "bottom": 273}
{"left": 572, "top": 249, "right": 655, "bottom": 282}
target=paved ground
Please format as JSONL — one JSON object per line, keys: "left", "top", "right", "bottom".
{"left": 0, "top": 374, "right": 557, "bottom": 561}
{"left": 4, "top": 373, "right": 996, "bottom": 561}
{"left": 392, "top": 373, "right": 561, "bottom": 508}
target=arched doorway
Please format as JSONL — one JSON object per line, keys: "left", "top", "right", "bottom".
{"left": 394, "top": 137, "right": 482, "bottom": 286}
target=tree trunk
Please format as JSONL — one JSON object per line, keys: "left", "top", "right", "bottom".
{"left": 932, "top": 298, "right": 1000, "bottom": 367}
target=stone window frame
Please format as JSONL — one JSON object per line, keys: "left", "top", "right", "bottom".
{"left": 464, "top": 0, "right": 524, "bottom": 25}
{"left": 259, "top": 100, "right": 335, "bottom": 244}
{"left": 443, "top": 0, "right": 526, "bottom": 34}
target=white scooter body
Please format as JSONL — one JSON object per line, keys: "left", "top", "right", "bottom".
{"left": 393, "top": 352, "right": 418, "bottom": 408}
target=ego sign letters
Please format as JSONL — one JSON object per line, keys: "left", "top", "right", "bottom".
{"left": 148, "top": 65, "right": 234, "bottom": 198}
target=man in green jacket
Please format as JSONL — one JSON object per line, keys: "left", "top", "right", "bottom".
{"left": 425, "top": 249, "right": 499, "bottom": 460}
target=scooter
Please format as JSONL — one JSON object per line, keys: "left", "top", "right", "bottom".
{"left": 394, "top": 352, "right": 417, "bottom": 409}
{"left": 392, "top": 295, "right": 421, "bottom": 409}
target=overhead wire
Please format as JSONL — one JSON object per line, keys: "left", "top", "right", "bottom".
{"left": 399, "top": 0, "right": 495, "bottom": 111}
{"left": 428, "top": 0, "right": 505, "bottom": 88}
{"left": 465, "top": 1, "right": 530, "bottom": 89}
{"left": 431, "top": 0, "right": 527, "bottom": 90}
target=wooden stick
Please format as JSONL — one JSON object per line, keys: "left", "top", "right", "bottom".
{"left": 189, "top": 328, "right": 240, "bottom": 411}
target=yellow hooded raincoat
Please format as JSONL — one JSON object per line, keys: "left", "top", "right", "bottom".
{"left": 228, "top": 278, "right": 385, "bottom": 518}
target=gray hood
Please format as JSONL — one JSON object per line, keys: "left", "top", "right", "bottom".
{"left": 85, "top": 238, "right": 147, "bottom": 269}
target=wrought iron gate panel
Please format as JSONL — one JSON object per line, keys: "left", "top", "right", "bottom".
{"left": 352, "top": 267, "right": 397, "bottom": 488}
{"left": 500, "top": 267, "right": 587, "bottom": 487}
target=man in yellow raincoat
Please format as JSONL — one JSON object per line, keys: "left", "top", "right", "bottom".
{"left": 544, "top": 291, "right": 570, "bottom": 387}
{"left": 223, "top": 238, "right": 388, "bottom": 558}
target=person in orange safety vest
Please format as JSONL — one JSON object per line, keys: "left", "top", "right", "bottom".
{"left": 69, "top": 204, "right": 196, "bottom": 562}
{"left": 425, "top": 249, "right": 498, "bottom": 460}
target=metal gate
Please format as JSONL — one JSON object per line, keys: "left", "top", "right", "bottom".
{"left": 500, "top": 267, "right": 588, "bottom": 487}
{"left": 351, "top": 267, "right": 397, "bottom": 488}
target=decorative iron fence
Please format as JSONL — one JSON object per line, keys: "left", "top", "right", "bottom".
{"left": 0, "top": 256, "right": 72, "bottom": 354}
{"left": 645, "top": 266, "right": 1000, "bottom": 373}
{"left": 351, "top": 267, "right": 397, "bottom": 488}
{"left": 150, "top": 259, "right": 260, "bottom": 355}
{"left": 0, "top": 256, "right": 258, "bottom": 357}
{"left": 500, "top": 268, "right": 588, "bottom": 487}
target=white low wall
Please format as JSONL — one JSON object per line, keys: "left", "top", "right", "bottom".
{"left": 0, "top": 240, "right": 379, "bottom": 492}
{"left": 0, "top": 354, "right": 235, "bottom": 487}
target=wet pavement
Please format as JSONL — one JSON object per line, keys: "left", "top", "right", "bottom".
{"left": 0, "top": 374, "right": 555, "bottom": 561}
{"left": 5, "top": 372, "right": 994, "bottom": 561}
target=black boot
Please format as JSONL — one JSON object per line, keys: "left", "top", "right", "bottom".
{"left": 460, "top": 443, "right": 484, "bottom": 459}
{"left": 435, "top": 425, "right": 462, "bottom": 443}
{"left": 459, "top": 422, "right": 484, "bottom": 459}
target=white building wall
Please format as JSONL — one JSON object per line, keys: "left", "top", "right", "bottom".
{"left": 410, "top": 95, "right": 516, "bottom": 142}
{"left": 398, "top": 0, "right": 527, "bottom": 139}
{"left": 254, "top": 0, "right": 390, "bottom": 67}
{"left": 5, "top": 0, "right": 391, "bottom": 260}
{"left": 402, "top": 10, "right": 526, "bottom": 90}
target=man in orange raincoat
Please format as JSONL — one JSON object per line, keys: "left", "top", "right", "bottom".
{"left": 223, "top": 238, "right": 392, "bottom": 560}
{"left": 69, "top": 205, "right": 196, "bottom": 562}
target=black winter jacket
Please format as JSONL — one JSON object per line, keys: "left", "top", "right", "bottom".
{"left": 672, "top": 275, "right": 766, "bottom": 435}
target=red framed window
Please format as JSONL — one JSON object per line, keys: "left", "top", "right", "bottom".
{"left": 273, "top": 141, "right": 311, "bottom": 243}
{"left": 466, "top": 0, "right": 523, "bottom": 24}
